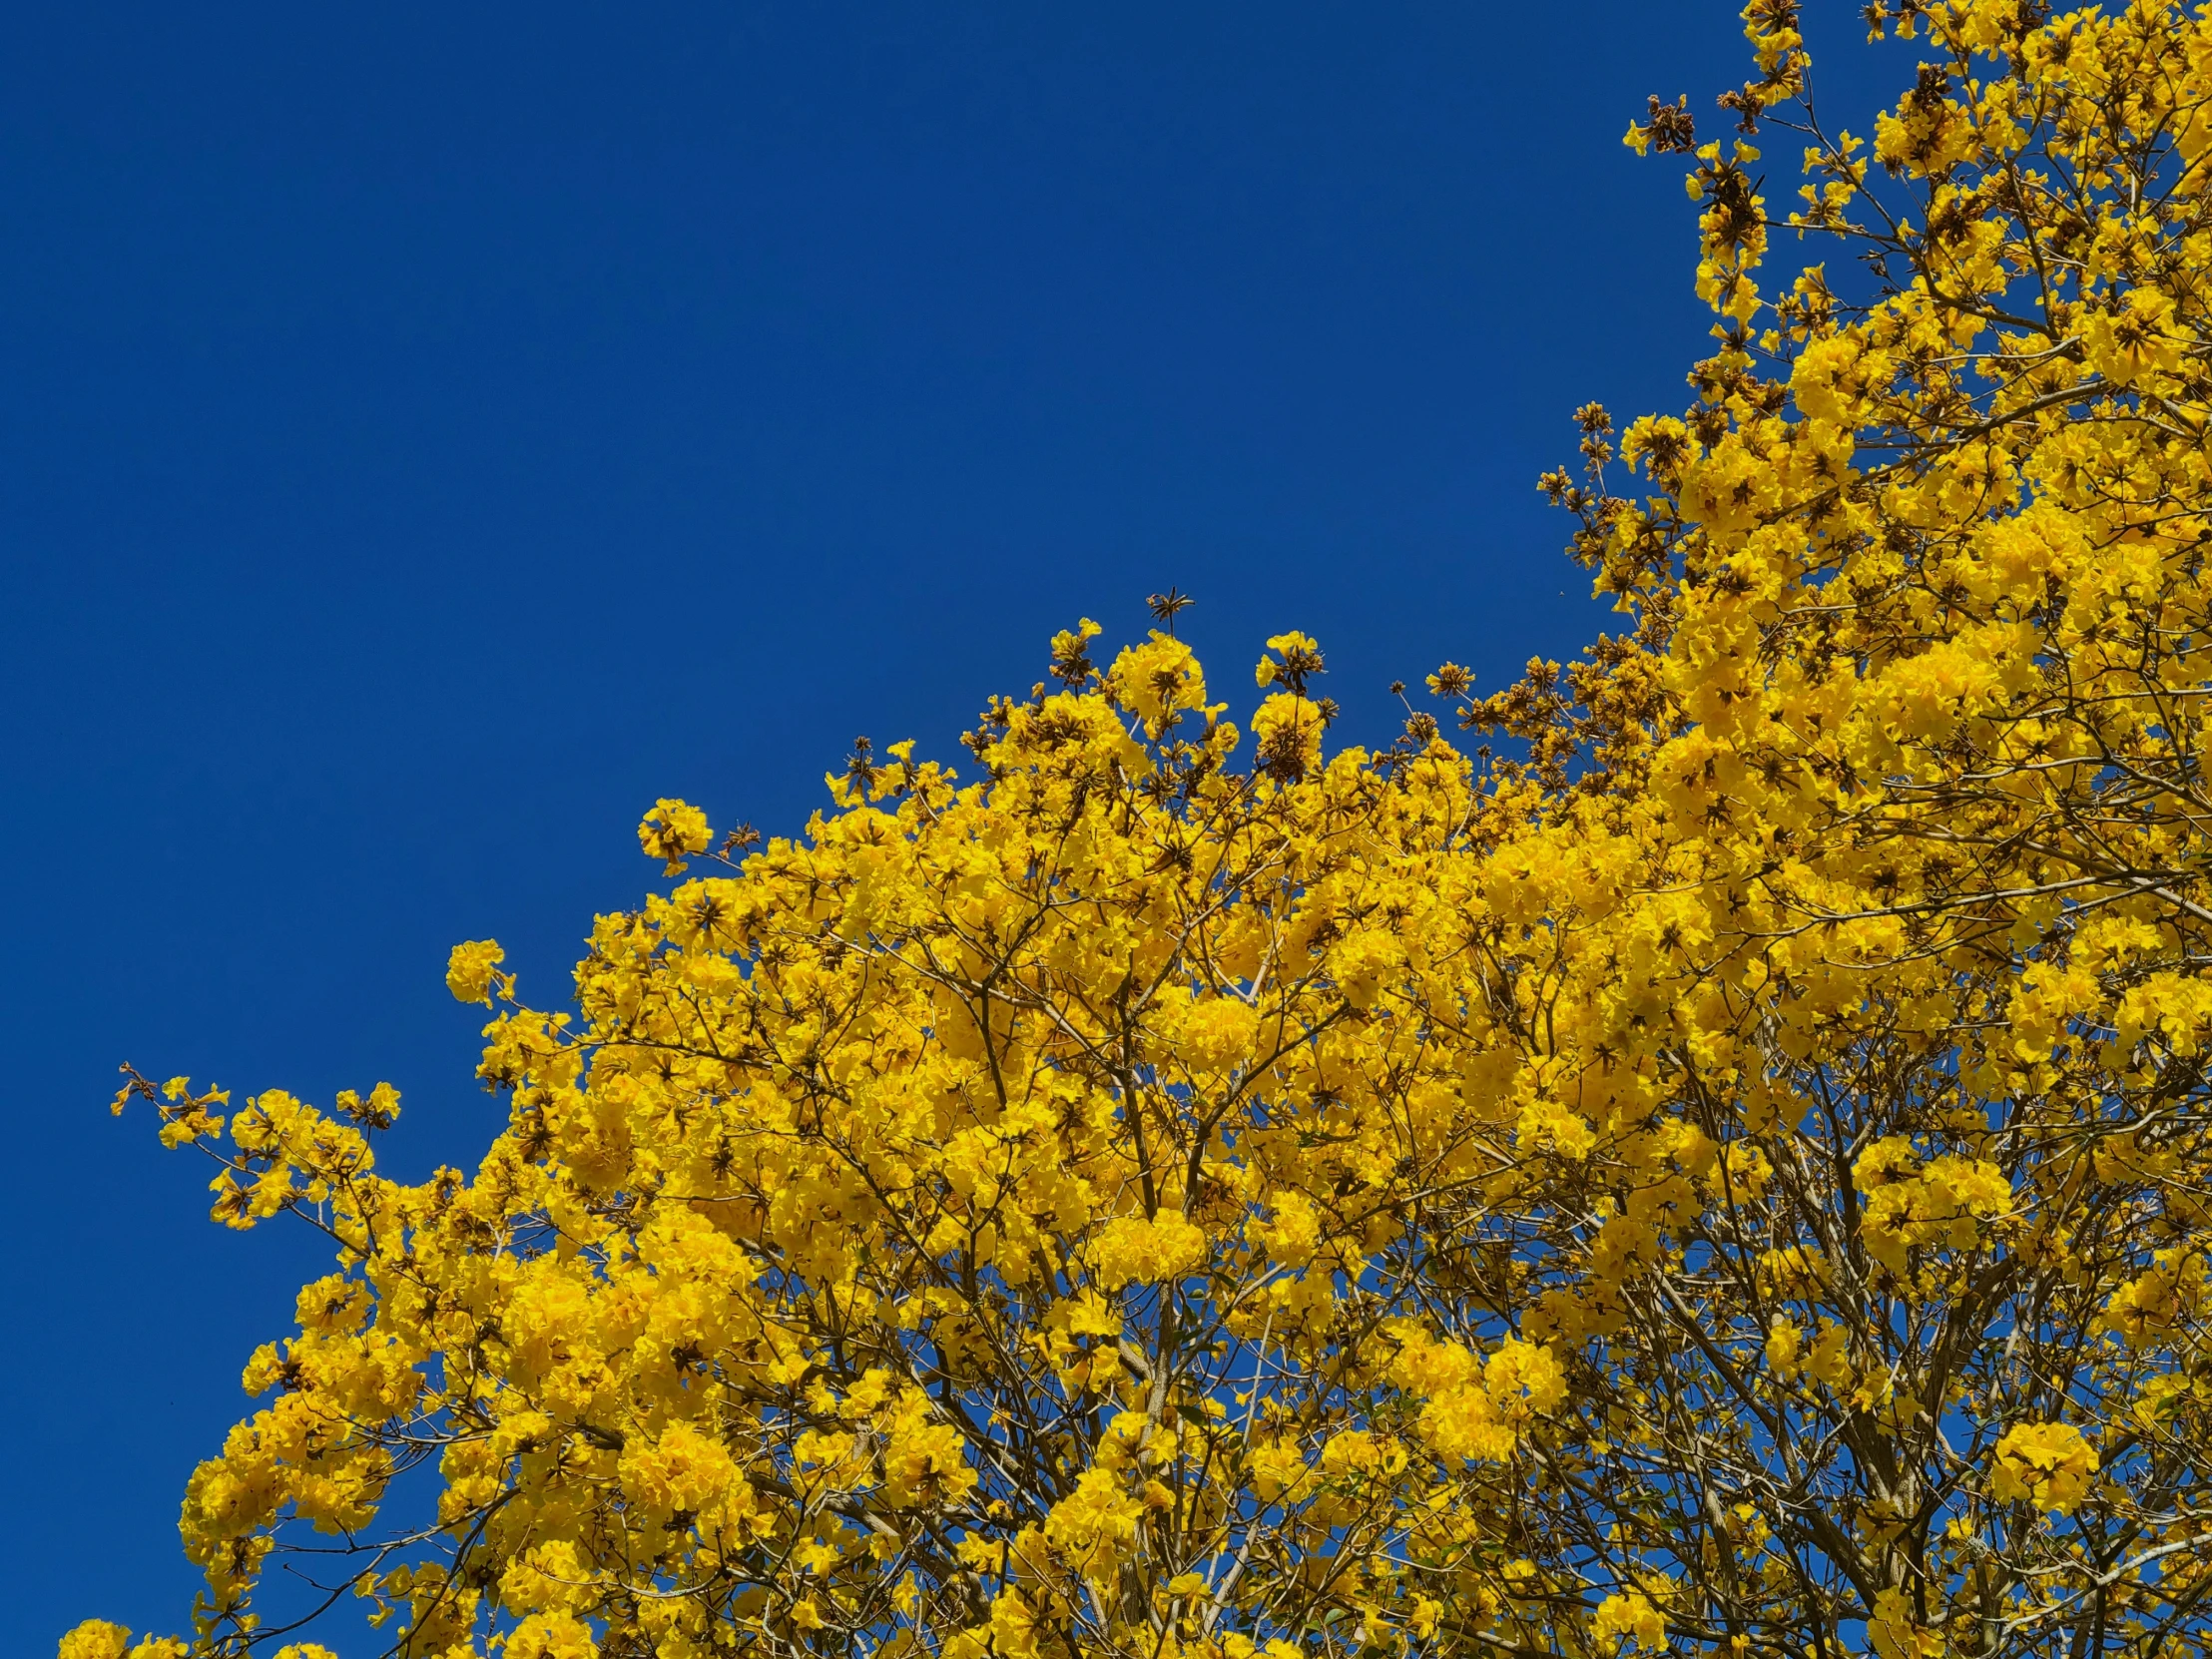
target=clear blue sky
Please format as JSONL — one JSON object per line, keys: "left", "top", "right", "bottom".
{"left": 0, "top": 4, "right": 1900, "bottom": 1647}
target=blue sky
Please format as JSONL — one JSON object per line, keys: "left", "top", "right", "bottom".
{"left": 0, "top": 4, "right": 1902, "bottom": 1647}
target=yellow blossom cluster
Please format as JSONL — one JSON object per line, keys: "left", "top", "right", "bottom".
{"left": 1990, "top": 1421, "right": 2101, "bottom": 1515}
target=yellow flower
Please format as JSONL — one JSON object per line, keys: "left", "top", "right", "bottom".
{"left": 1764, "top": 1316, "right": 1803, "bottom": 1377}
{"left": 57, "top": 1624, "right": 132, "bottom": 1659}
{"left": 1867, "top": 1587, "right": 1945, "bottom": 1659}
{"left": 1087, "top": 1211, "right": 1209, "bottom": 1291}
{"left": 1043, "top": 1468, "right": 1143, "bottom": 1578}
{"left": 1484, "top": 1337, "right": 1567, "bottom": 1419}
{"left": 1110, "top": 631, "right": 1207, "bottom": 737}
{"left": 638, "top": 797, "right": 712, "bottom": 873}
{"left": 508, "top": 1611, "right": 599, "bottom": 1659}
{"left": 1179, "top": 995, "right": 1260, "bottom": 1072}
{"left": 1991, "top": 1420, "right": 2098, "bottom": 1514}
{"left": 444, "top": 937, "right": 506, "bottom": 1006}
{"left": 1593, "top": 1589, "right": 1667, "bottom": 1651}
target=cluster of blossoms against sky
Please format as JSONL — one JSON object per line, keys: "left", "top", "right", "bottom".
{"left": 61, "top": 2, "right": 2212, "bottom": 1657}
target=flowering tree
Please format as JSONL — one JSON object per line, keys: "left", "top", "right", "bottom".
{"left": 67, "top": 2, "right": 2212, "bottom": 1656}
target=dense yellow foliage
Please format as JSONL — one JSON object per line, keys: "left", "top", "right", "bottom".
{"left": 71, "top": 2, "right": 2212, "bottom": 1655}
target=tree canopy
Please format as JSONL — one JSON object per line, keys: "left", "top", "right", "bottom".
{"left": 67, "top": 2, "right": 2212, "bottom": 1656}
